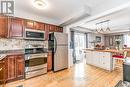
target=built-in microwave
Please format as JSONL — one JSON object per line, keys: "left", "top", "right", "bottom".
{"left": 25, "top": 29, "right": 45, "bottom": 40}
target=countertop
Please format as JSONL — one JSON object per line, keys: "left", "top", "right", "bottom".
{"left": 0, "top": 49, "right": 25, "bottom": 55}
{"left": 0, "top": 49, "right": 25, "bottom": 60}
{"left": 83, "top": 48, "right": 125, "bottom": 53}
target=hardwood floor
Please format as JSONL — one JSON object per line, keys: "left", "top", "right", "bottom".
{"left": 3, "top": 63, "right": 122, "bottom": 87}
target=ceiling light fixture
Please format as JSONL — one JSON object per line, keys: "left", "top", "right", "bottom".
{"left": 33, "top": 0, "right": 47, "bottom": 9}
{"left": 95, "top": 20, "right": 111, "bottom": 33}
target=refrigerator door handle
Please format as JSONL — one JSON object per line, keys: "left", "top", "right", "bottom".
{"left": 54, "top": 36, "right": 57, "bottom": 54}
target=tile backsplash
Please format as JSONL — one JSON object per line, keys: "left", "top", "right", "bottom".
{"left": 0, "top": 39, "right": 48, "bottom": 50}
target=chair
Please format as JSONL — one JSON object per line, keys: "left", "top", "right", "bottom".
{"left": 112, "top": 51, "right": 127, "bottom": 68}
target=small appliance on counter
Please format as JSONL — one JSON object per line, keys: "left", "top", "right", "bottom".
{"left": 25, "top": 44, "right": 47, "bottom": 79}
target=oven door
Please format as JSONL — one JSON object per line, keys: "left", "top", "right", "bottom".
{"left": 25, "top": 53, "right": 47, "bottom": 72}
{"left": 25, "top": 29, "right": 45, "bottom": 40}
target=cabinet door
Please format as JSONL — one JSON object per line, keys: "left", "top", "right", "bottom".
{"left": 6, "top": 56, "right": 16, "bottom": 80}
{"left": 25, "top": 20, "right": 35, "bottom": 29}
{"left": 35, "top": 22, "right": 44, "bottom": 31}
{"left": 98, "top": 52, "right": 104, "bottom": 68}
{"left": 45, "top": 24, "right": 50, "bottom": 40}
{"left": 92, "top": 51, "right": 100, "bottom": 66}
{"left": 9, "top": 17, "right": 24, "bottom": 38}
{"left": 102, "top": 52, "right": 111, "bottom": 70}
{"left": 0, "top": 16, "right": 8, "bottom": 38}
{"left": 49, "top": 25, "right": 55, "bottom": 32}
{"left": 85, "top": 51, "right": 92, "bottom": 64}
{"left": 59, "top": 27, "right": 63, "bottom": 32}
{"left": 47, "top": 52, "right": 52, "bottom": 71}
{"left": 15, "top": 55, "right": 24, "bottom": 78}
{"left": 0, "top": 60, "right": 5, "bottom": 84}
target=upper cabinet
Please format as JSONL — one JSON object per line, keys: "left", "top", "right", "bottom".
{"left": 9, "top": 17, "right": 24, "bottom": 38}
{"left": 49, "top": 25, "right": 63, "bottom": 32}
{"left": 25, "top": 20, "right": 45, "bottom": 31}
{"left": 35, "top": 22, "right": 45, "bottom": 31}
{"left": 0, "top": 15, "right": 63, "bottom": 39}
{"left": 44, "top": 24, "right": 50, "bottom": 40}
{"left": 0, "top": 16, "right": 8, "bottom": 38}
{"left": 25, "top": 20, "right": 36, "bottom": 29}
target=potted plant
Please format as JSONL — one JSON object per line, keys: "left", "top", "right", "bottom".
{"left": 115, "top": 39, "right": 121, "bottom": 50}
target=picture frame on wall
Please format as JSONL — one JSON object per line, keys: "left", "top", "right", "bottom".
{"left": 96, "top": 36, "right": 101, "bottom": 42}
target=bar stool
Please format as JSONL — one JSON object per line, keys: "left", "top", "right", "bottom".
{"left": 112, "top": 51, "right": 127, "bottom": 68}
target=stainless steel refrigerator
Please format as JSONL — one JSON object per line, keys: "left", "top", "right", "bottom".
{"left": 49, "top": 32, "right": 68, "bottom": 72}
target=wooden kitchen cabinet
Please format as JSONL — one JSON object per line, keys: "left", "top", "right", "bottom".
{"left": 49, "top": 25, "right": 63, "bottom": 32}
{"left": 5, "top": 55, "right": 24, "bottom": 82}
{"left": 47, "top": 52, "right": 52, "bottom": 71}
{"left": 9, "top": 17, "right": 24, "bottom": 38}
{"left": 59, "top": 27, "right": 63, "bottom": 32}
{"left": 45, "top": 24, "right": 50, "bottom": 40}
{"left": 15, "top": 55, "right": 24, "bottom": 79}
{"left": 0, "top": 15, "right": 63, "bottom": 39}
{"left": 25, "top": 20, "right": 36, "bottom": 29}
{"left": 0, "top": 59, "right": 5, "bottom": 85}
{"left": 35, "top": 22, "right": 45, "bottom": 31}
{"left": 0, "top": 15, "right": 8, "bottom": 38}
{"left": 6, "top": 56, "right": 16, "bottom": 81}
{"left": 49, "top": 25, "right": 55, "bottom": 32}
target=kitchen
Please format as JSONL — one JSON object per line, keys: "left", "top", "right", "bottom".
{"left": 1, "top": 0, "right": 130, "bottom": 87}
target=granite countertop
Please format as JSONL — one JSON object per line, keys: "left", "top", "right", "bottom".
{"left": 0, "top": 49, "right": 25, "bottom": 60}
{"left": 0, "top": 49, "right": 25, "bottom": 55}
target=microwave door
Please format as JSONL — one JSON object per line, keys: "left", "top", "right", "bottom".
{"left": 25, "top": 29, "right": 45, "bottom": 40}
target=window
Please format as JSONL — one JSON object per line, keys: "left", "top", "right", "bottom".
{"left": 124, "top": 34, "right": 130, "bottom": 47}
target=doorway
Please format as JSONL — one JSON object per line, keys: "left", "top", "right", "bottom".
{"left": 73, "top": 32, "right": 87, "bottom": 64}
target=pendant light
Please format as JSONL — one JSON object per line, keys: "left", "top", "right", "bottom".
{"left": 106, "top": 21, "right": 111, "bottom": 32}
{"left": 100, "top": 23, "right": 104, "bottom": 33}
{"left": 95, "top": 20, "right": 110, "bottom": 33}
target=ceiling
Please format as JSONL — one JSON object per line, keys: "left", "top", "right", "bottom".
{"left": 14, "top": 0, "right": 130, "bottom": 25}
{"left": 80, "top": 7, "right": 130, "bottom": 31}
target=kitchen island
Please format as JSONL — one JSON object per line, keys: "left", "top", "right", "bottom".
{"left": 83, "top": 48, "right": 121, "bottom": 71}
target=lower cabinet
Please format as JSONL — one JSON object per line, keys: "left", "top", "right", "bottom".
{"left": 85, "top": 51, "right": 92, "bottom": 64}
{"left": 0, "top": 59, "right": 5, "bottom": 85}
{"left": 47, "top": 52, "right": 52, "bottom": 71}
{"left": 85, "top": 51, "right": 113, "bottom": 71}
{"left": 15, "top": 55, "right": 24, "bottom": 78}
{"left": 5, "top": 55, "right": 24, "bottom": 82}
